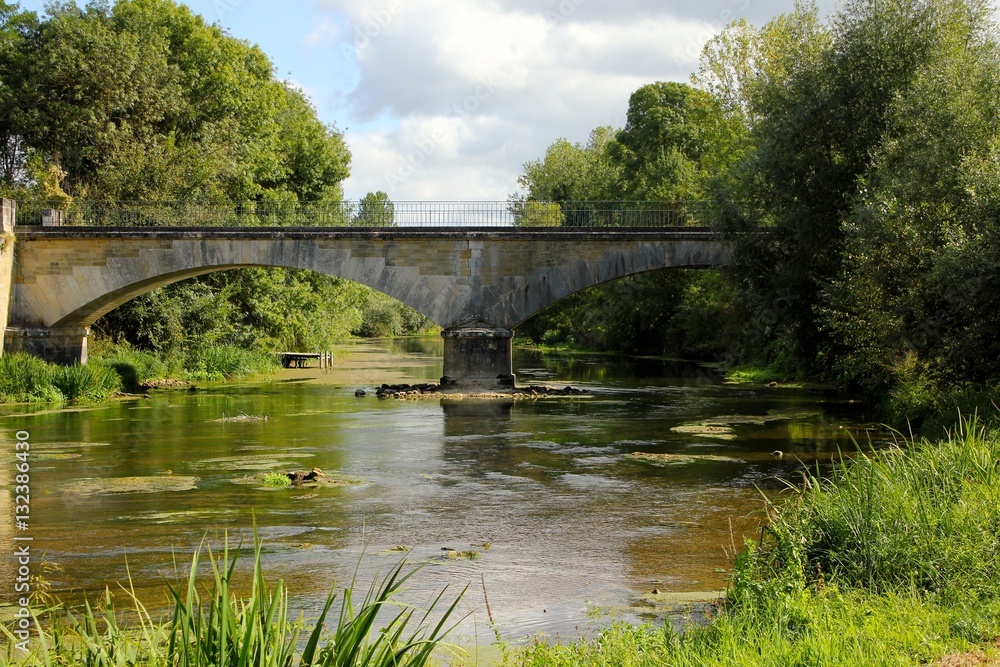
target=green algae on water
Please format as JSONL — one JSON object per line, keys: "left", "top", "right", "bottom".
{"left": 627, "top": 452, "right": 746, "bottom": 467}
{"left": 64, "top": 475, "right": 199, "bottom": 495}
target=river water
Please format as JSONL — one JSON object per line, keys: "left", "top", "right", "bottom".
{"left": 0, "top": 338, "right": 881, "bottom": 645}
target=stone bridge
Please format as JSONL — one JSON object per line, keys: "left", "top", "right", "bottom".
{"left": 0, "top": 202, "right": 726, "bottom": 388}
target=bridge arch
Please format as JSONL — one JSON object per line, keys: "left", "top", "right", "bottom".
{"left": 6, "top": 228, "right": 725, "bottom": 386}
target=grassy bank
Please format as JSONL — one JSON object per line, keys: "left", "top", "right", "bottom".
{"left": 1, "top": 537, "right": 462, "bottom": 667}
{"left": 0, "top": 343, "right": 280, "bottom": 404}
{"left": 505, "top": 419, "right": 1000, "bottom": 666}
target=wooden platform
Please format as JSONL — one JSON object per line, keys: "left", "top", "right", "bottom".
{"left": 279, "top": 352, "right": 333, "bottom": 368}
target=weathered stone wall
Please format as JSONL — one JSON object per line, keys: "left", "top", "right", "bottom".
{"left": 0, "top": 199, "right": 16, "bottom": 357}
{"left": 8, "top": 228, "right": 726, "bottom": 335}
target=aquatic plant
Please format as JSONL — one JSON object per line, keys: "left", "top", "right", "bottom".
{"left": 261, "top": 472, "right": 292, "bottom": 487}
{"left": 1, "top": 535, "right": 465, "bottom": 667}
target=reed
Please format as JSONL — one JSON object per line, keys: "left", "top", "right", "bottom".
{"left": 1, "top": 536, "right": 464, "bottom": 667}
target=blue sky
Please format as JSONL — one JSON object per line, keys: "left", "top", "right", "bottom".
{"left": 14, "top": 0, "right": 871, "bottom": 200}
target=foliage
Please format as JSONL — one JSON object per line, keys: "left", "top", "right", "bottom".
{"left": 0, "top": 0, "right": 363, "bottom": 366}
{"left": 352, "top": 289, "right": 432, "bottom": 338}
{"left": 611, "top": 82, "right": 743, "bottom": 201}
{"left": 0, "top": 535, "right": 464, "bottom": 667}
{"left": 354, "top": 191, "right": 394, "bottom": 227}
{"left": 0, "top": 0, "right": 350, "bottom": 202}
{"left": 95, "top": 269, "right": 367, "bottom": 358}
{"left": 518, "top": 270, "right": 736, "bottom": 359}
{"left": 514, "top": 127, "right": 620, "bottom": 204}
{"left": 513, "top": 81, "right": 745, "bottom": 357}
{"left": 705, "top": 0, "right": 1000, "bottom": 413}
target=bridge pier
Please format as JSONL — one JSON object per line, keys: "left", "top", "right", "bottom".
{"left": 4, "top": 327, "right": 89, "bottom": 365}
{"left": 441, "top": 325, "right": 515, "bottom": 390}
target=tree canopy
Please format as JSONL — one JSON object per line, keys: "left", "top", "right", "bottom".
{"left": 519, "top": 0, "right": 1000, "bottom": 419}
{"left": 0, "top": 0, "right": 350, "bottom": 202}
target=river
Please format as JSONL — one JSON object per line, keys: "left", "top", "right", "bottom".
{"left": 0, "top": 338, "right": 881, "bottom": 646}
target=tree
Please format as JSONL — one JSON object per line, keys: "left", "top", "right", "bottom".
{"left": 1, "top": 0, "right": 358, "bottom": 360}
{"left": 0, "top": 0, "right": 350, "bottom": 202}
{"left": 711, "top": 0, "right": 1000, "bottom": 405}
{"left": 355, "top": 191, "right": 394, "bottom": 227}
{"left": 611, "top": 82, "right": 741, "bottom": 201}
{"left": 515, "top": 126, "right": 620, "bottom": 203}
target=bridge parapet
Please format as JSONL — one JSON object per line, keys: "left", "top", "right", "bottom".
{"left": 11, "top": 200, "right": 731, "bottom": 229}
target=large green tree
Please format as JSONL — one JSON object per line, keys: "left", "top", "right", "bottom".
{"left": 0, "top": 0, "right": 370, "bottom": 358}
{"left": 704, "top": 0, "right": 1000, "bottom": 409}
{"left": 611, "top": 82, "right": 742, "bottom": 201}
{"left": 0, "top": 0, "right": 350, "bottom": 202}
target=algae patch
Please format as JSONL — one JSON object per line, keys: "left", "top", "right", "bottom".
{"left": 669, "top": 424, "right": 737, "bottom": 440}
{"left": 213, "top": 413, "right": 270, "bottom": 423}
{"left": 64, "top": 476, "right": 199, "bottom": 495}
{"left": 230, "top": 472, "right": 364, "bottom": 490}
{"left": 628, "top": 453, "right": 746, "bottom": 467}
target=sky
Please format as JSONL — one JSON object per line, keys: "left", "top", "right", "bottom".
{"left": 16, "top": 0, "right": 852, "bottom": 200}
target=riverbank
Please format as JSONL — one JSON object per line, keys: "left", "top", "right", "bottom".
{"left": 504, "top": 418, "right": 1000, "bottom": 666}
{"left": 0, "top": 342, "right": 281, "bottom": 404}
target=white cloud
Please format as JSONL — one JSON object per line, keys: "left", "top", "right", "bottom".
{"left": 319, "top": 0, "right": 837, "bottom": 199}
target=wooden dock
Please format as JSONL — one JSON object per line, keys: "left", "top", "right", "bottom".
{"left": 279, "top": 351, "right": 333, "bottom": 368}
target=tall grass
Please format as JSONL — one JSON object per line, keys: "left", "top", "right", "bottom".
{"left": 184, "top": 345, "right": 280, "bottom": 381}
{"left": 92, "top": 342, "right": 168, "bottom": 392}
{"left": 51, "top": 363, "right": 122, "bottom": 401}
{"left": 735, "top": 417, "right": 1000, "bottom": 603}
{"left": 0, "top": 354, "right": 121, "bottom": 402}
{"left": 1, "top": 536, "right": 464, "bottom": 667}
{"left": 0, "top": 353, "right": 60, "bottom": 402}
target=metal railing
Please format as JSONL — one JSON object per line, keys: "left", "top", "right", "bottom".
{"left": 13, "top": 200, "right": 729, "bottom": 229}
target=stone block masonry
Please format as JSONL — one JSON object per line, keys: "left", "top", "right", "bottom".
{"left": 5, "top": 227, "right": 726, "bottom": 388}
